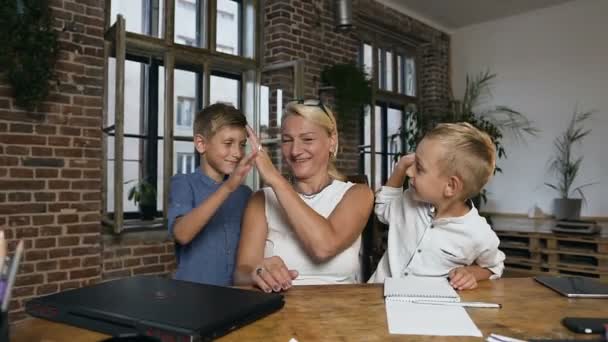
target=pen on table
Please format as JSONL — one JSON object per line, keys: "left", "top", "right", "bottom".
{"left": 412, "top": 300, "right": 502, "bottom": 308}
{"left": 2, "top": 240, "right": 24, "bottom": 312}
{"left": 486, "top": 333, "right": 527, "bottom": 342}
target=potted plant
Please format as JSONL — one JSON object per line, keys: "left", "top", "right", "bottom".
{"left": 321, "top": 63, "right": 371, "bottom": 120}
{"left": 406, "top": 70, "right": 539, "bottom": 207}
{"left": 126, "top": 179, "right": 157, "bottom": 220}
{"left": 545, "top": 108, "right": 595, "bottom": 220}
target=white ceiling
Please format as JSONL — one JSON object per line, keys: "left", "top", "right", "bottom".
{"left": 377, "top": 0, "right": 577, "bottom": 32}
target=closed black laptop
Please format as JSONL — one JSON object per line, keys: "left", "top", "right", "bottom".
{"left": 26, "top": 276, "right": 284, "bottom": 341}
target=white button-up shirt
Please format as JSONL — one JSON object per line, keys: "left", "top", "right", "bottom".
{"left": 369, "top": 187, "right": 505, "bottom": 283}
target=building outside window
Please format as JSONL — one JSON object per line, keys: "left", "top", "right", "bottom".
{"left": 177, "top": 96, "right": 195, "bottom": 128}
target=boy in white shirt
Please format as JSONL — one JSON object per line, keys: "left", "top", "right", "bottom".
{"left": 369, "top": 122, "right": 505, "bottom": 290}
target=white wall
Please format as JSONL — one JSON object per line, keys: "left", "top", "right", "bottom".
{"left": 451, "top": 0, "right": 608, "bottom": 217}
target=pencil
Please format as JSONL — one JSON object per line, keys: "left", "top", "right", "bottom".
{"left": 0, "top": 231, "right": 5, "bottom": 277}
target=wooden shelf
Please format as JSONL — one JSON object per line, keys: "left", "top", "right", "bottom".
{"left": 493, "top": 216, "right": 608, "bottom": 280}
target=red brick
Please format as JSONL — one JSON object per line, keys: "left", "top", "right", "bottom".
{"left": 71, "top": 180, "right": 100, "bottom": 190}
{"left": 47, "top": 271, "right": 68, "bottom": 282}
{"left": 124, "top": 258, "right": 141, "bottom": 267}
{"left": 70, "top": 267, "right": 99, "bottom": 279}
{"left": 82, "top": 235, "right": 100, "bottom": 245}
{"left": 35, "top": 169, "right": 59, "bottom": 178}
{"left": 0, "top": 203, "right": 46, "bottom": 215}
{"left": 9, "top": 168, "right": 34, "bottom": 178}
{"left": 61, "top": 169, "right": 82, "bottom": 178}
{"left": 49, "top": 180, "right": 70, "bottom": 189}
{"left": 67, "top": 224, "right": 99, "bottom": 234}
{"left": 60, "top": 281, "right": 81, "bottom": 291}
{"left": 58, "top": 236, "right": 80, "bottom": 247}
{"left": 35, "top": 238, "right": 57, "bottom": 249}
{"left": 35, "top": 124, "right": 57, "bottom": 135}
{"left": 132, "top": 245, "right": 165, "bottom": 256}
{"left": 103, "top": 269, "right": 131, "bottom": 280}
{"left": 133, "top": 265, "right": 165, "bottom": 275}
{"left": 0, "top": 134, "right": 46, "bottom": 145}
{"left": 9, "top": 123, "right": 33, "bottom": 133}
{"left": 72, "top": 246, "right": 100, "bottom": 256}
{"left": 83, "top": 256, "right": 101, "bottom": 267}
{"left": 58, "top": 214, "right": 78, "bottom": 224}
{"left": 160, "top": 254, "right": 175, "bottom": 263}
{"left": 25, "top": 250, "right": 48, "bottom": 261}
{"left": 103, "top": 261, "right": 122, "bottom": 270}
{"left": 0, "top": 180, "right": 45, "bottom": 190}
{"left": 34, "top": 192, "right": 56, "bottom": 202}
{"left": 60, "top": 259, "right": 81, "bottom": 269}
{"left": 8, "top": 192, "right": 31, "bottom": 202}
{"left": 82, "top": 192, "right": 100, "bottom": 201}
{"left": 49, "top": 248, "right": 70, "bottom": 258}
{"left": 60, "top": 126, "right": 81, "bottom": 136}
{"left": 32, "top": 214, "right": 55, "bottom": 225}
{"left": 36, "top": 283, "right": 59, "bottom": 295}
{"left": 5, "top": 146, "right": 28, "bottom": 155}
{"left": 31, "top": 146, "right": 53, "bottom": 157}
{"left": 13, "top": 286, "right": 35, "bottom": 297}
{"left": 0, "top": 156, "right": 19, "bottom": 166}
{"left": 36, "top": 260, "right": 58, "bottom": 271}
{"left": 40, "top": 226, "right": 62, "bottom": 236}
{"left": 8, "top": 215, "right": 30, "bottom": 226}
{"left": 15, "top": 274, "right": 44, "bottom": 287}
{"left": 142, "top": 256, "right": 159, "bottom": 265}
{"left": 55, "top": 148, "right": 83, "bottom": 158}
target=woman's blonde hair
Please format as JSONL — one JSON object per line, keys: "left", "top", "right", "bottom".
{"left": 424, "top": 122, "right": 496, "bottom": 199}
{"left": 282, "top": 100, "right": 345, "bottom": 181}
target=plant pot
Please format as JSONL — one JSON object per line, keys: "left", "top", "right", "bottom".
{"left": 553, "top": 198, "right": 582, "bottom": 220}
{"left": 139, "top": 204, "right": 156, "bottom": 220}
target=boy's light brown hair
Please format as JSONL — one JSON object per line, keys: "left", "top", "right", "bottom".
{"left": 193, "top": 103, "right": 247, "bottom": 137}
{"left": 424, "top": 122, "right": 496, "bottom": 199}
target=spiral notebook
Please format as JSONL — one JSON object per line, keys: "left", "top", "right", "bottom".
{"left": 384, "top": 276, "right": 460, "bottom": 302}
{"left": 383, "top": 277, "right": 481, "bottom": 336}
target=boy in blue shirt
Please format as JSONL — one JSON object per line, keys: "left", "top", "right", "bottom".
{"left": 168, "top": 103, "right": 257, "bottom": 285}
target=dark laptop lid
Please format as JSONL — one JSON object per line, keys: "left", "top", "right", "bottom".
{"left": 27, "top": 276, "right": 284, "bottom": 338}
{"left": 534, "top": 275, "right": 608, "bottom": 298}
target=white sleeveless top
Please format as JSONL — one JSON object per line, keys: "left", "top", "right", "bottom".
{"left": 263, "top": 180, "right": 362, "bottom": 285}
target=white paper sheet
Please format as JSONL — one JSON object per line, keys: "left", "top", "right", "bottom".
{"left": 385, "top": 299, "right": 483, "bottom": 337}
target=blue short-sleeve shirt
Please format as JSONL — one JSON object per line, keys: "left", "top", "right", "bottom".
{"left": 168, "top": 167, "right": 252, "bottom": 286}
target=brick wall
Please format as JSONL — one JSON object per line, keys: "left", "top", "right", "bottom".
{"left": 264, "top": 0, "right": 451, "bottom": 175}
{"left": 0, "top": 0, "right": 174, "bottom": 322}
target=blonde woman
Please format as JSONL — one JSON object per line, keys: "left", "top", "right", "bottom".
{"left": 234, "top": 100, "right": 374, "bottom": 292}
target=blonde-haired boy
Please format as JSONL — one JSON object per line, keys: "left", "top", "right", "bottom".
{"left": 369, "top": 122, "right": 505, "bottom": 290}
{"left": 168, "top": 103, "right": 257, "bottom": 286}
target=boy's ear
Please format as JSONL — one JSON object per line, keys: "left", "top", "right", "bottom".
{"left": 444, "top": 175, "right": 464, "bottom": 198}
{"left": 194, "top": 134, "right": 207, "bottom": 154}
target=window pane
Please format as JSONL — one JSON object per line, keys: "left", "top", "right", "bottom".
{"left": 210, "top": 74, "right": 240, "bottom": 107}
{"left": 217, "top": 0, "right": 240, "bottom": 55}
{"left": 377, "top": 49, "right": 384, "bottom": 90}
{"left": 107, "top": 59, "right": 144, "bottom": 136}
{"left": 406, "top": 57, "right": 416, "bottom": 96}
{"left": 175, "top": 0, "right": 203, "bottom": 47}
{"left": 362, "top": 44, "right": 373, "bottom": 80}
{"left": 385, "top": 51, "right": 393, "bottom": 91}
{"left": 387, "top": 108, "right": 403, "bottom": 174}
{"left": 397, "top": 55, "right": 403, "bottom": 94}
{"left": 111, "top": 0, "right": 162, "bottom": 37}
{"left": 374, "top": 105, "right": 382, "bottom": 190}
{"left": 174, "top": 141, "right": 197, "bottom": 175}
{"left": 174, "top": 69, "right": 198, "bottom": 135}
{"left": 363, "top": 105, "right": 371, "bottom": 186}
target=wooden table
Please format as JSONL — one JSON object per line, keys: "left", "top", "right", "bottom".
{"left": 10, "top": 278, "right": 607, "bottom": 341}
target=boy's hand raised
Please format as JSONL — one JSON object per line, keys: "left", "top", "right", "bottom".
{"left": 396, "top": 153, "right": 415, "bottom": 171}
{"left": 224, "top": 138, "right": 258, "bottom": 192}
{"left": 245, "top": 125, "right": 283, "bottom": 188}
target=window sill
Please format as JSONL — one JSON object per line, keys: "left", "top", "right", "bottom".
{"left": 102, "top": 217, "right": 170, "bottom": 243}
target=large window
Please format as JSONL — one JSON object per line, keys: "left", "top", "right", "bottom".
{"left": 360, "top": 42, "right": 418, "bottom": 190}
{"left": 104, "top": 0, "right": 258, "bottom": 232}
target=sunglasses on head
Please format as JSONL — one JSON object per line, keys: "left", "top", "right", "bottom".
{"left": 290, "top": 99, "right": 332, "bottom": 119}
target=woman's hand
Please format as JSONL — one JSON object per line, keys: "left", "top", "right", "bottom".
{"left": 246, "top": 125, "right": 284, "bottom": 188}
{"left": 251, "top": 256, "right": 299, "bottom": 293}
